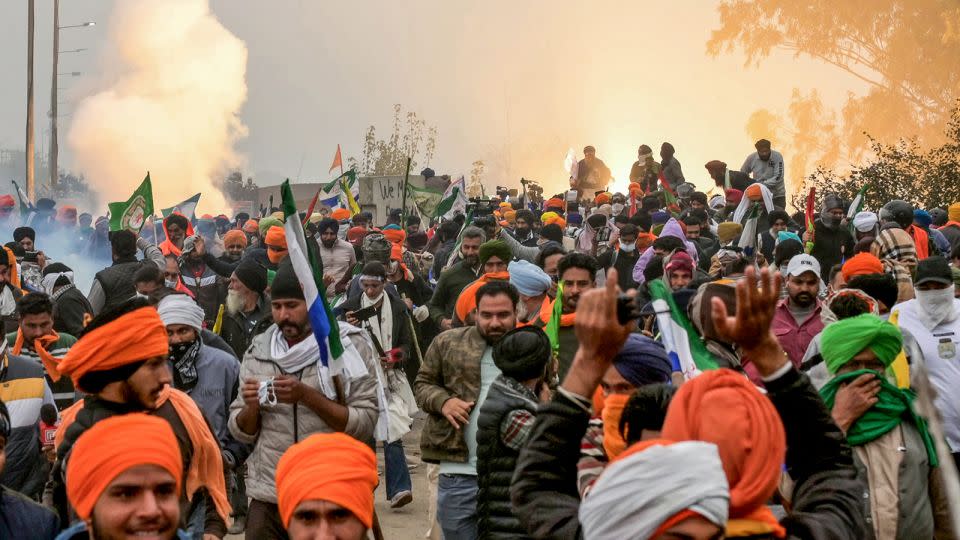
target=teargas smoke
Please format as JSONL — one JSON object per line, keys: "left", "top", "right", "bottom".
{"left": 67, "top": 0, "right": 248, "bottom": 214}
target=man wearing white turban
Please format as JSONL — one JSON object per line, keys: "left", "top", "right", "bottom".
{"left": 852, "top": 211, "right": 879, "bottom": 241}
{"left": 157, "top": 292, "right": 240, "bottom": 444}
{"left": 579, "top": 440, "right": 729, "bottom": 539}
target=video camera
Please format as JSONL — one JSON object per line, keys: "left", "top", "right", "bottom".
{"left": 466, "top": 197, "right": 498, "bottom": 217}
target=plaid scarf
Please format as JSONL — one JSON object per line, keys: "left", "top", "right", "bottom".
{"left": 872, "top": 227, "right": 917, "bottom": 303}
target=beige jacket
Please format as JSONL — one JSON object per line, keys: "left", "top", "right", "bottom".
{"left": 228, "top": 323, "right": 380, "bottom": 503}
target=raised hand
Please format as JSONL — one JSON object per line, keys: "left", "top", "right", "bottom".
{"left": 710, "top": 265, "right": 788, "bottom": 377}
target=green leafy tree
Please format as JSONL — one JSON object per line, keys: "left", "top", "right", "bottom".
{"left": 710, "top": 0, "right": 960, "bottom": 153}
{"left": 347, "top": 104, "right": 437, "bottom": 176}
{"left": 790, "top": 103, "right": 960, "bottom": 212}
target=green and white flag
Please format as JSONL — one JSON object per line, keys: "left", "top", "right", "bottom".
{"left": 847, "top": 183, "right": 871, "bottom": 219}
{"left": 161, "top": 193, "right": 201, "bottom": 220}
{"left": 108, "top": 173, "right": 154, "bottom": 232}
{"left": 406, "top": 182, "right": 458, "bottom": 220}
{"left": 441, "top": 176, "right": 468, "bottom": 219}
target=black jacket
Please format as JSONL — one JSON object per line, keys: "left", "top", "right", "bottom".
{"left": 51, "top": 285, "right": 92, "bottom": 337}
{"left": 338, "top": 292, "right": 412, "bottom": 361}
{"left": 596, "top": 248, "right": 640, "bottom": 291}
{"left": 93, "top": 257, "right": 143, "bottom": 312}
{"left": 510, "top": 368, "right": 866, "bottom": 539}
{"left": 219, "top": 295, "right": 273, "bottom": 359}
{"left": 0, "top": 486, "right": 58, "bottom": 539}
{"left": 808, "top": 219, "right": 855, "bottom": 280}
{"left": 477, "top": 376, "right": 538, "bottom": 539}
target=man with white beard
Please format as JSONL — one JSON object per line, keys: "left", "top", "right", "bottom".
{"left": 892, "top": 256, "right": 960, "bottom": 469}
{"left": 220, "top": 257, "right": 273, "bottom": 359}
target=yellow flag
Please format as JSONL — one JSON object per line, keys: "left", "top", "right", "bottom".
{"left": 887, "top": 309, "right": 910, "bottom": 388}
{"left": 212, "top": 304, "right": 225, "bottom": 335}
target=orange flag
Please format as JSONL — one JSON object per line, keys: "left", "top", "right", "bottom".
{"left": 329, "top": 144, "right": 343, "bottom": 174}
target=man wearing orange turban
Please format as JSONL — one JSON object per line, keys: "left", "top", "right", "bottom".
{"left": 50, "top": 302, "right": 231, "bottom": 537}
{"left": 841, "top": 252, "right": 883, "bottom": 282}
{"left": 264, "top": 226, "right": 288, "bottom": 265}
{"left": 222, "top": 229, "right": 248, "bottom": 262}
{"left": 330, "top": 208, "right": 352, "bottom": 221}
{"left": 62, "top": 413, "right": 188, "bottom": 539}
{"left": 276, "top": 432, "right": 378, "bottom": 540}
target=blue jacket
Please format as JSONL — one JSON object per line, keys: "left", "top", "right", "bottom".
{"left": 0, "top": 486, "right": 58, "bottom": 539}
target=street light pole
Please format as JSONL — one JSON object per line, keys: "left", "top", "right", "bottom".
{"left": 50, "top": 0, "right": 59, "bottom": 192}
{"left": 26, "top": 0, "right": 35, "bottom": 202}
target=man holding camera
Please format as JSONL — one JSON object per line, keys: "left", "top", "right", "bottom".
{"left": 341, "top": 261, "right": 418, "bottom": 509}
{"left": 228, "top": 258, "right": 379, "bottom": 538}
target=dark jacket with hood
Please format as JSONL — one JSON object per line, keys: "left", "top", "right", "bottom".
{"left": 0, "top": 486, "right": 58, "bottom": 539}
{"left": 808, "top": 219, "right": 855, "bottom": 280}
{"left": 51, "top": 285, "right": 92, "bottom": 337}
{"left": 510, "top": 368, "right": 865, "bottom": 539}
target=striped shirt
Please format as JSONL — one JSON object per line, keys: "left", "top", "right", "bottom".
{"left": 5, "top": 332, "right": 78, "bottom": 409}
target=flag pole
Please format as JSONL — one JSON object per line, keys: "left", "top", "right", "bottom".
{"left": 400, "top": 157, "right": 412, "bottom": 225}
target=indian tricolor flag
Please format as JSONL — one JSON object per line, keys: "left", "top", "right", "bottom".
{"left": 648, "top": 280, "right": 718, "bottom": 380}
{"left": 847, "top": 182, "right": 871, "bottom": 220}
{"left": 281, "top": 179, "right": 352, "bottom": 367}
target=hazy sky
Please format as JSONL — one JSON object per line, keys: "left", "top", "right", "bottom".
{"left": 1, "top": 1, "right": 867, "bottom": 204}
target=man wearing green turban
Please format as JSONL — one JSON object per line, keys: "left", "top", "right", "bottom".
{"left": 820, "top": 314, "right": 948, "bottom": 539}
{"left": 478, "top": 240, "right": 512, "bottom": 275}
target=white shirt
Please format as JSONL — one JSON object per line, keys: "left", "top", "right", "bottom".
{"left": 317, "top": 238, "right": 356, "bottom": 296}
{"left": 894, "top": 298, "right": 960, "bottom": 451}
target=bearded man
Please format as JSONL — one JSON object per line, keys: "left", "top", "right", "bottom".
{"left": 415, "top": 281, "right": 519, "bottom": 540}
{"left": 220, "top": 257, "right": 272, "bottom": 359}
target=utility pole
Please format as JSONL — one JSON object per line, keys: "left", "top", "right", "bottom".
{"left": 50, "top": 0, "right": 59, "bottom": 192}
{"left": 25, "top": 0, "right": 35, "bottom": 202}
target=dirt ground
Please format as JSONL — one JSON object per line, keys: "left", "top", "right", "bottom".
{"left": 227, "top": 417, "right": 434, "bottom": 540}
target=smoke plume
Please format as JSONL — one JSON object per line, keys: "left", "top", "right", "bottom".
{"left": 67, "top": 0, "right": 247, "bottom": 214}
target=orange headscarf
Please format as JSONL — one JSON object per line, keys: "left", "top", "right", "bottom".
{"left": 55, "top": 387, "right": 231, "bottom": 523}
{"left": 56, "top": 307, "right": 170, "bottom": 390}
{"left": 12, "top": 327, "right": 62, "bottom": 381}
{"left": 159, "top": 213, "right": 195, "bottom": 257}
{"left": 382, "top": 228, "right": 406, "bottom": 246}
{"left": 594, "top": 192, "right": 612, "bottom": 205}
{"left": 628, "top": 182, "right": 643, "bottom": 196}
{"left": 454, "top": 272, "right": 511, "bottom": 323}
{"left": 331, "top": 208, "right": 352, "bottom": 221}
{"left": 744, "top": 184, "right": 763, "bottom": 202}
{"left": 66, "top": 414, "right": 182, "bottom": 521}
{"left": 841, "top": 252, "right": 883, "bottom": 282}
{"left": 276, "top": 433, "right": 378, "bottom": 529}
{"left": 265, "top": 226, "right": 288, "bottom": 264}
{"left": 223, "top": 229, "right": 248, "bottom": 248}
{"left": 3, "top": 247, "right": 20, "bottom": 293}
{"left": 662, "top": 369, "right": 786, "bottom": 538}
{"left": 242, "top": 219, "right": 259, "bottom": 234}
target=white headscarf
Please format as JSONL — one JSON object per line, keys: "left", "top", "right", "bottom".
{"left": 157, "top": 293, "right": 204, "bottom": 332}
{"left": 579, "top": 440, "right": 729, "bottom": 539}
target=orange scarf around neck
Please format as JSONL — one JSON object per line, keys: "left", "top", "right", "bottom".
{"left": 13, "top": 329, "right": 62, "bottom": 381}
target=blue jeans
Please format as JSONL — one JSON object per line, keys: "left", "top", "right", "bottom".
{"left": 384, "top": 439, "right": 412, "bottom": 499}
{"left": 437, "top": 474, "right": 478, "bottom": 540}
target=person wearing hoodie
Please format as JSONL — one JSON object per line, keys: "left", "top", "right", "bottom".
{"left": 41, "top": 263, "right": 92, "bottom": 337}
{"left": 806, "top": 193, "right": 855, "bottom": 281}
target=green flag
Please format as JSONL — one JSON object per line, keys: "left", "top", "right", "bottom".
{"left": 108, "top": 173, "right": 154, "bottom": 232}
{"left": 544, "top": 282, "right": 564, "bottom": 356}
{"left": 406, "top": 183, "right": 460, "bottom": 220}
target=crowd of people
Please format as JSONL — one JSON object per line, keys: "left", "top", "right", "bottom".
{"left": 0, "top": 136, "right": 957, "bottom": 540}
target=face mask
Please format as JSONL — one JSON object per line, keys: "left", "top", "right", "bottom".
{"left": 611, "top": 203, "right": 625, "bottom": 216}
{"left": 601, "top": 393, "right": 631, "bottom": 459}
{"left": 916, "top": 287, "right": 957, "bottom": 328}
{"left": 165, "top": 279, "right": 178, "bottom": 288}
{"left": 267, "top": 248, "right": 287, "bottom": 264}
{"left": 619, "top": 241, "right": 636, "bottom": 253}
{"left": 821, "top": 210, "right": 841, "bottom": 229}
